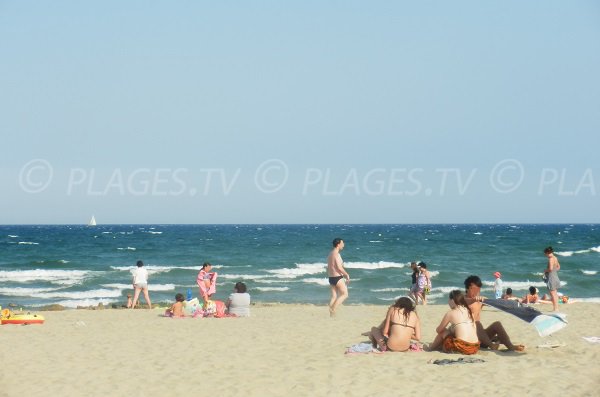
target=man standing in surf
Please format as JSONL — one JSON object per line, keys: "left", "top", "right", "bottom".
{"left": 327, "top": 238, "right": 350, "bottom": 317}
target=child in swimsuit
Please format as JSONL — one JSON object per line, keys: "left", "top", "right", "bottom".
{"left": 165, "top": 293, "right": 186, "bottom": 317}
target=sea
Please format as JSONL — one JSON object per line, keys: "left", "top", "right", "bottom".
{"left": 1, "top": 224, "right": 599, "bottom": 309}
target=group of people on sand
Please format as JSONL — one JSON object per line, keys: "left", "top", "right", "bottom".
{"left": 126, "top": 260, "right": 250, "bottom": 317}
{"left": 328, "top": 238, "right": 564, "bottom": 354}
{"left": 495, "top": 246, "right": 566, "bottom": 309}
{"left": 367, "top": 275, "right": 526, "bottom": 354}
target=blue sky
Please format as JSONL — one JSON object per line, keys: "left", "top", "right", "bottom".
{"left": 1, "top": 1, "right": 599, "bottom": 224}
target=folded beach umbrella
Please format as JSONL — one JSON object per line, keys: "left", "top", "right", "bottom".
{"left": 483, "top": 299, "right": 568, "bottom": 337}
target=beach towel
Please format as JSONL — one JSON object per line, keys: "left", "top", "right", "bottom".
{"left": 345, "top": 341, "right": 422, "bottom": 354}
{"left": 345, "top": 342, "right": 381, "bottom": 354}
{"left": 483, "top": 299, "right": 568, "bottom": 337}
{"left": 197, "top": 271, "right": 218, "bottom": 299}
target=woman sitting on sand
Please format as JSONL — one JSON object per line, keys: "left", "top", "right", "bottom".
{"left": 429, "top": 290, "right": 479, "bottom": 355}
{"left": 368, "top": 297, "right": 421, "bottom": 352}
{"left": 226, "top": 281, "right": 251, "bottom": 317}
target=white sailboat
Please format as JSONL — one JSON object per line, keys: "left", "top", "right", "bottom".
{"left": 88, "top": 215, "right": 97, "bottom": 226}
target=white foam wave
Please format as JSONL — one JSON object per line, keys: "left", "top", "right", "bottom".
{"left": 255, "top": 287, "right": 289, "bottom": 292}
{"left": 111, "top": 264, "right": 223, "bottom": 273}
{"left": 8, "top": 235, "right": 18, "bottom": 238}
{"left": 30, "top": 289, "right": 123, "bottom": 299}
{"left": 371, "top": 288, "right": 404, "bottom": 293}
{"left": 302, "top": 278, "right": 330, "bottom": 286}
{"left": 117, "top": 247, "right": 137, "bottom": 251}
{"left": 0, "top": 286, "right": 63, "bottom": 297}
{"left": 266, "top": 263, "right": 325, "bottom": 278}
{"left": 432, "top": 286, "right": 463, "bottom": 294}
{"left": 557, "top": 245, "right": 600, "bottom": 256}
{"left": 53, "top": 298, "right": 116, "bottom": 308}
{"left": 473, "top": 232, "right": 483, "bottom": 235}
{"left": 218, "top": 274, "right": 271, "bottom": 280}
{"left": 369, "top": 240, "right": 383, "bottom": 243}
{"left": 482, "top": 280, "right": 567, "bottom": 290}
{"left": 147, "top": 231, "right": 163, "bottom": 234}
{"left": 0, "top": 269, "right": 94, "bottom": 285}
{"left": 344, "top": 261, "right": 407, "bottom": 270}
{"left": 100, "top": 283, "right": 175, "bottom": 292}
{"left": 253, "top": 279, "right": 294, "bottom": 284}
{"left": 18, "top": 241, "right": 39, "bottom": 245}
{"left": 101, "top": 283, "right": 134, "bottom": 290}
{"left": 581, "top": 270, "right": 597, "bottom": 275}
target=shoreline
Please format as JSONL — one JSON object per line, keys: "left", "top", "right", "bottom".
{"left": 2, "top": 303, "right": 598, "bottom": 396}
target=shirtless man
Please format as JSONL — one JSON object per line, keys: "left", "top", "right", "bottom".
{"left": 327, "top": 238, "right": 350, "bottom": 317}
{"left": 464, "top": 275, "right": 525, "bottom": 351}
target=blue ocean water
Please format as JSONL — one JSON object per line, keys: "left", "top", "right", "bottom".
{"left": 0, "top": 224, "right": 598, "bottom": 308}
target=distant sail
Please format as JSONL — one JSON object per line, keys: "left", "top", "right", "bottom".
{"left": 88, "top": 215, "right": 97, "bottom": 226}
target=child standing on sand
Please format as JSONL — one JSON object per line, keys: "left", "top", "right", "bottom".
{"left": 493, "top": 272, "right": 503, "bottom": 299}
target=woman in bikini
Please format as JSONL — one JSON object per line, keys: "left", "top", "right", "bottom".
{"left": 368, "top": 297, "right": 421, "bottom": 352}
{"left": 429, "top": 290, "right": 480, "bottom": 355}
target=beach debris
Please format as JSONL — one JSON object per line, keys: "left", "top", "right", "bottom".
{"left": 582, "top": 336, "right": 600, "bottom": 344}
{"left": 428, "top": 357, "right": 485, "bottom": 365}
{"left": 536, "top": 342, "right": 566, "bottom": 348}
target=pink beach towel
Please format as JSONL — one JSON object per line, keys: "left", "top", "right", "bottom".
{"left": 197, "top": 271, "right": 218, "bottom": 299}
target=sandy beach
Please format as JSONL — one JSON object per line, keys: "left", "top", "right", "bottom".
{"left": 2, "top": 302, "right": 599, "bottom": 397}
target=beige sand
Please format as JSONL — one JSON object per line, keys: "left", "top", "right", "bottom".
{"left": 2, "top": 303, "right": 598, "bottom": 397}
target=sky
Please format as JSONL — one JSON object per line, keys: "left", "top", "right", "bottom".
{"left": 1, "top": 1, "right": 599, "bottom": 224}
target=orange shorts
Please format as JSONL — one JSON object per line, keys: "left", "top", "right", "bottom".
{"left": 442, "top": 335, "right": 480, "bottom": 355}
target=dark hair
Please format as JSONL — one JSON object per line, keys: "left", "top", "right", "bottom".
{"left": 418, "top": 262, "right": 427, "bottom": 269}
{"left": 529, "top": 286, "right": 537, "bottom": 295}
{"left": 234, "top": 282, "right": 247, "bottom": 293}
{"left": 544, "top": 246, "right": 554, "bottom": 254}
{"left": 136, "top": 260, "right": 144, "bottom": 267}
{"left": 464, "top": 275, "right": 482, "bottom": 291}
{"left": 392, "top": 297, "right": 416, "bottom": 323}
{"left": 175, "top": 293, "right": 184, "bottom": 302}
{"left": 506, "top": 287, "right": 513, "bottom": 295}
{"left": 449, "top": 290, "right": 474, "bottom": 321}
{"left": 202, "top": 262, "right": 212, "bottom": 269}
{"left": 332, "top": 238, "right": 343, "bottom": 248}
{"left": 411, "top": 262, "right": 419, "bottom": 273}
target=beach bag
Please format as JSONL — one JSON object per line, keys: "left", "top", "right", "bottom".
{"left": 183, "top": 298, "right": 200, "bottom": 316}
{"left": 203, "top": 300, "right": 217, "bottom": 316}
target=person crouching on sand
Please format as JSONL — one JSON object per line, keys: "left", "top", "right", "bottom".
{"left": 429, "top": 290, "right": 480, "bottom": 355}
